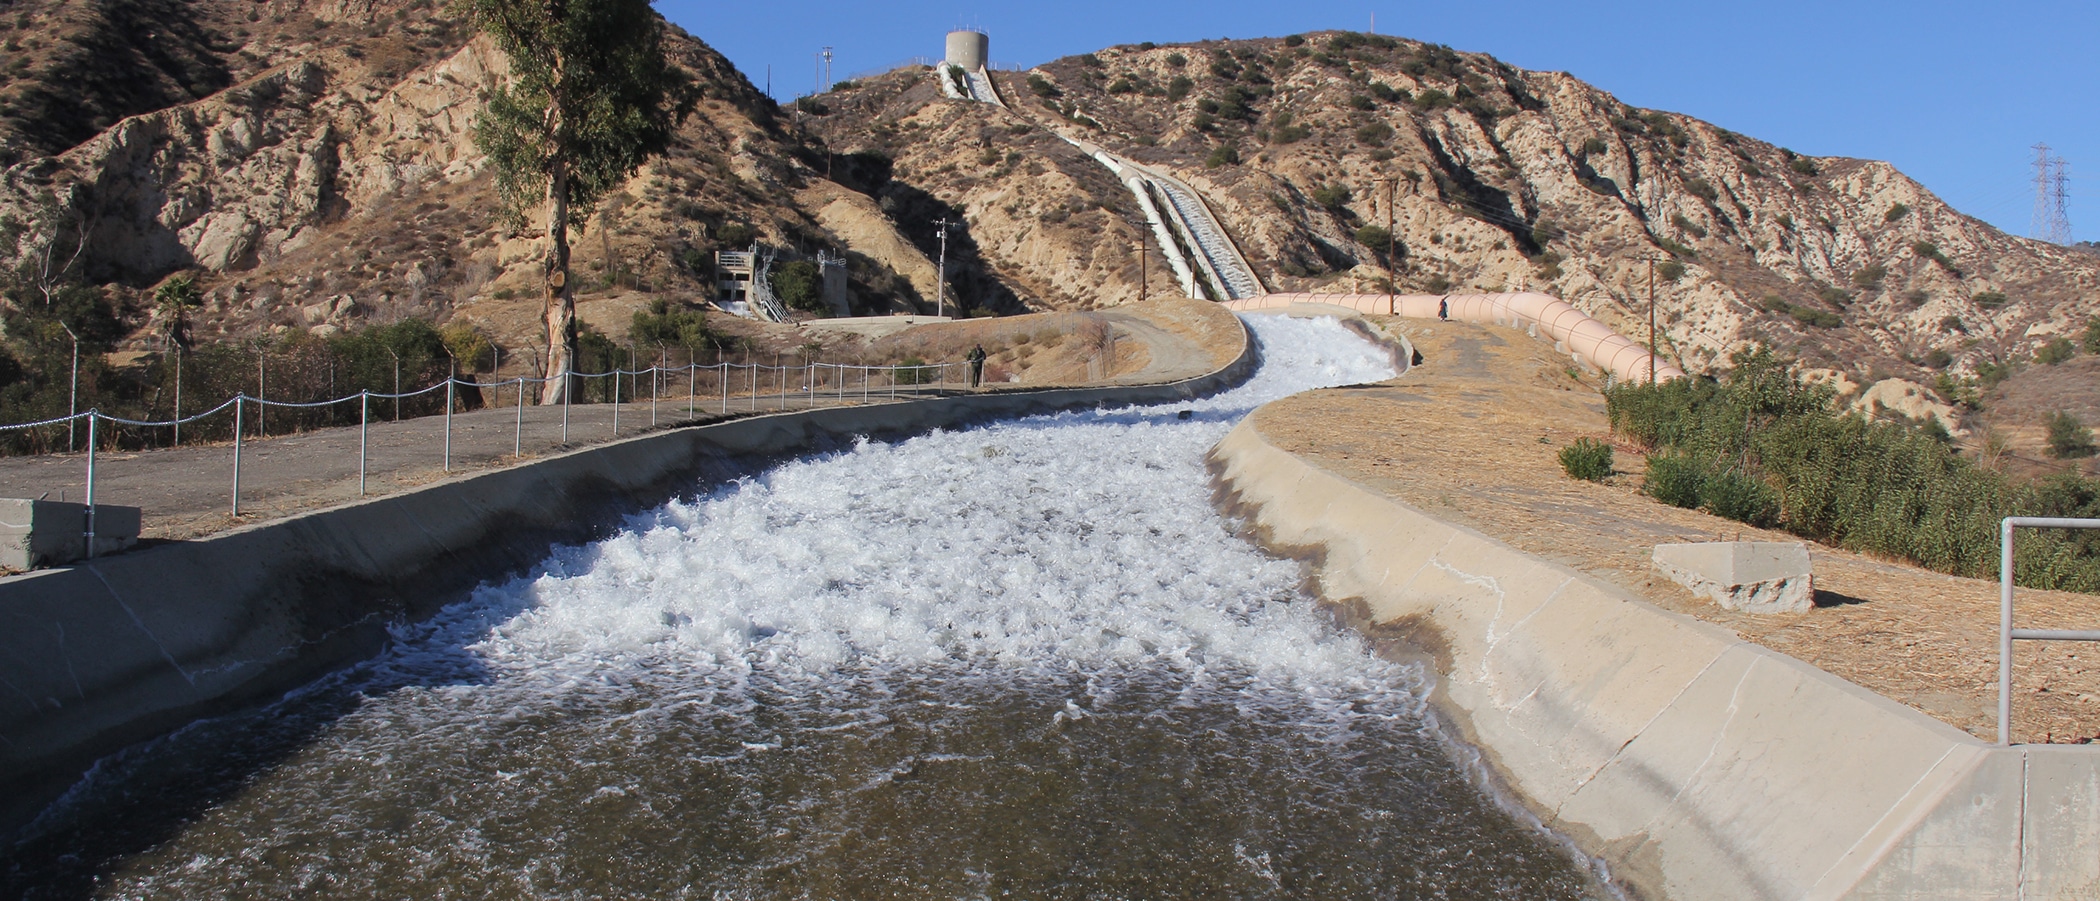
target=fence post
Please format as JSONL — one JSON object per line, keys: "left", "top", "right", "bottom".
{"left": 515, "top": 377, "right": 524, "bottom": 458}
{"left": 83, "top": 413, "right": 96, "bottom": 560}
{"left": 748, "top": 361, "right": 756, "bottom": 413}
{"left": 173, "top": 351, "right": 183, "bottom": 448}
{"left": 613, "top": 370, "right": 621, "bottom": 436}
{"left": 444, "top": 371, "right": 454, "bottom": 472}
{"left": 650, "top": 366, "right": 658, "bottom": 427}
{"left": 719, "top": 362, "right": 727, "bottom": 415}
{"left": 688, "top": 363, "right": 696, "bottom": 418}
{"left": 257, "top": 350, "right": 266, "bottom": 439}
{"left": 2001, "top": 519, "right": 2016, "bottom": 746}
{"left": 231, "top": 396, "right": 244, "bottom": 517}
{"left": 359, "top": 390, "right": 369, "bottom": 497}
{"left": 561, "top": 374, "right": 570, "bottom": 446}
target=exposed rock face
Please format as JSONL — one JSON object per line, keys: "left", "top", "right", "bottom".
{"left": 818, "top": 33, "right": 2100, "bottom": 389}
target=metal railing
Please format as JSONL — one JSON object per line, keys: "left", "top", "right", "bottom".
{"left": 1999, "top": 516, "right": 2100, "bottom": 745}
{"left": 23, "top": 359, "right": 968, "bottom": 560}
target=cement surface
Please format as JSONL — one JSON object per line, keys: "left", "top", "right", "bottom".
{"left": 1208, "top": 414, "right": 2100, "bottom": 900}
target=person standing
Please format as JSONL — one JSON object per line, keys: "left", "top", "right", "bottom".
{"left": 1438, "top": 298, "right": 1449, "bottom": 321}
{"left": 966, "top": 344, "right": 987, "bottom": 388}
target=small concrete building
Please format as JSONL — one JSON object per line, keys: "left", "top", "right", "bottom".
{"left": 944, "top": 30, "right": 988, "bottom": 70}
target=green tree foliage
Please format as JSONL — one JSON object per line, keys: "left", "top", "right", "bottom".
{"left": 1558, "top": 437, "right": 1613, "bottom": 482}
{"left": 2047, "top": 412, "right": 2096, "bottom": 460}
{"left": 1609, "top": 346, "right": 2100, "bottom": 591}
{"left": 1973, "top": 290, "right": 2009, "bottom": 309}
{"left": 2036, "top": 337, "right": 2076, "bottom": 366}
{"left": 1204, "top": 144, "right": 1240, "bottom": 168}
{"left": 2083, "top": 317, "right": 2100, "bottom": 354}
{"left": 772, "top": 260, "right": 825, "bottom": 313}
{"left": 1354, "top": 225, "right": 1391, "bottom": 252}
{"left": 459, "top": 0, "right": 695, "bottom": 403}
{"left": 1885, "top": 203, "right": 1910, "bottom": 222}
{"left": 630, "top": 298, "right": 732, "bottom": 351}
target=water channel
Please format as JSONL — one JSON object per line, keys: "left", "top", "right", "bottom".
{"left": 6, "top": 315, "right": 1606, "bottom": 899}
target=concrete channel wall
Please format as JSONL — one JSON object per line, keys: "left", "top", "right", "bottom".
{"left": 0, "top": 325, "right": 1253, "bottom": 838}
{"left": 1208, "top": 419, "right": 2100, "bottom": 901}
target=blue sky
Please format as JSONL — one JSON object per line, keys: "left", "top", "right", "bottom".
{"left": 662, "top": 0, "right": 2099, "bottom": 243}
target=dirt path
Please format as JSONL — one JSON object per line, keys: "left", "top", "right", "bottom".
{"left": 1251, "top": 317, "right": 2100, "bottom": 745}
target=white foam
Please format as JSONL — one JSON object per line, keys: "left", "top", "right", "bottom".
{"left": 400, "top": 314, "right": 1402, "bottom": 703}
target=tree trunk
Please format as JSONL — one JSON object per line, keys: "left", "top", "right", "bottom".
{"left": 539, "top": 163, "right": 577, "bottom": 405}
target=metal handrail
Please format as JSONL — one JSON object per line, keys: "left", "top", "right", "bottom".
{"left": 1999, "top": 516, "right": 2100, "bottom": 745}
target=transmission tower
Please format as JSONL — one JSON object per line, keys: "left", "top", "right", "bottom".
{"left": 2050, "top": 157, "right": 2073, "bottom": 244}
{"left": 2031, "top": 143, "right": 2052, "bottom": 240}
{"left": 2030, "top": 144, "right": 2074, "bottom": 243}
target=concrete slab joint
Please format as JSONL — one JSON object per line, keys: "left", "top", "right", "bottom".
{"left": 1653, "top": 541, "right": 1813, "bottom": 614}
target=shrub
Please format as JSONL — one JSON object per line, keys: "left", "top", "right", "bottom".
{"left": 1165, "top": 75, "right": 1193, "bottom": 101}
{"left": 2036, "top": 337, "right": 2076, "bottom": 365}
{"left": 1353, "top": 121, "right": 1393, "bottom": 145}
{"left": 1683, "top": 177, "right": 1719, "bottom": 202}
{"left": 1559, "top": 437, "right": 1614, "bottom": 482}
{"left": 1924, "top": 348, "right": 1953, "bottom": 369}
{"left": 1609, "top": 345, "right": 2100, "bottom": 592}
{"left": 1026, "top": 74, "right": 1060, "bottom": 98}
{"left": 1204, "top": 144, "right": 1240, "bottom": 168}
{"left": 1347, "top": 94, "right": 1374, "bottom": 110}
{"left": 1885, "top": 203, "right": 1910, "bottom": 222}
{"left": 1642, "top": 452, "right": 1707, "bottom": 508}
{"left": 893, "top": 355, "right": 936, "bottom": 385}
{"left": 716, "top": 222, "right": 753, "bottom": 246}
{"left": 1165, "top": 52, "right": 1187, "bottom": 68}
{"left": 1657, "top": 260, "right": 1686, "bottom": 282}
{"left": 2048, "top": 412, "right": 2097, "bottom": 459}
{"left": 1973, "top": 291, "right": 2009, "bottom": 309}
{"left": 1310, "top": 184, "right": 1351, "bottom": 211}
{"left": 1283, "top": 35, "right": 1304, "bottom": 47}
{"left": 1851, "top": 264, "right": 1886, "bottom": 289}
{"left": 1271, "top": 122, "right": 1311, "bottom": 143}
{"left": 773, "top": 260, "right": 825, "bottom": 313}
{"left": 1354, "top": 225, "right": 1391, "bottom": 250}
{"left": 1580, "top": 137, "right": 1608, "bottom": 155}
{"left": 1671, "top": 213, "right": 1707, "bottom": 239}
{"left": 1107, "top": 77, "right": 1136, "bottom": 94}
{"left": 1413, "top": 88, "right": 1452, "bottom": 110}
{"left": 1912, "top": 240, "right": 1946, "bottom": 264}
{"left": 1190, "top": 111, "right": 1215, "bottom": 131}
{"left": 1788, "top": 157, "right": 1819, "bottom": 176}
{"left": 2083, "top": 316, "right": 2100, "bottom": 354}
{"left": 631, "top": 298, "right": 731, "bottom": 351}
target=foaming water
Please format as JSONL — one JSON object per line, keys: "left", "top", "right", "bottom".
{"left": 6, "top": 316, "right": 1603, "bottom": 899}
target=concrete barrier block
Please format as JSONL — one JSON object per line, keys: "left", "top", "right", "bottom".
{"left": 0, "top": 500, "right": 141, "bottom": 570}
{"left": 1654, "top": 541, "right": 1813, "bottom": 613}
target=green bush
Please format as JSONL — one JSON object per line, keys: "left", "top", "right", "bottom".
{"left": 1204, "top": 144, "right": 1240, "bottom": 168}
{"left": 1610, "top": 346, "right": 2100, "bottom": 592}
{"left": 1973, "top": 291, "right": 2009, "bottom": 309}
{"left": 1559, "top": 437, "right": 1614, "bottom": 482}
{"left": 631, "top": 298, "right": 732, "bottom": 351}
{"left": 1310, "top": 184, "right": 1351, "bottom": 211}
{"left": 2048, "top": 412, "right": 2097, "bottom": 460}
{"left": 1788, "top": 156, "right": 1819, "bottom": 176}
{"left": 716, "top": 222, "right": 753, "bottom": 247}
{"left": 1165, "top": 75, "right": 1193, "bottom": 101}
{"left": 893, "top": 355, "right": 937, "bottom": 385}
{"left": 1354, "top": 225, "right": 1391, "bottom": 250}
{"left": 1353, "top": 121, "right": 1393, "bottom": 145}
{"left": 1165, "top": 52, "right": 1187, "bottom": 68}
{"left": 1026, "top": 74, "right": 1059, "bottom": 98}
{"left": 2083, "top": 317, "right": 2100, "bottom": 354}
{"left": 1851, "top": 264, "right": 1886, "bottom": 289}
{"left": 2036, "top": 337, "right": 2076, "bottom": 365}
{"left": 1580, "top": 137, "right": 1608, "bottom": 155}
{"left": 1885, "top": 203, "right": 1910, "bottom": 222}
{"left": 1657, "top": 260, "right": 1686, "bottom": 282}
{"left": 1642, "top": 452, "right": 1707, "bottom": 508}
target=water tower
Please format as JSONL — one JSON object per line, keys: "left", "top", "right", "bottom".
{"left": 944, "top": 30, "right": 988, "bottom": 70}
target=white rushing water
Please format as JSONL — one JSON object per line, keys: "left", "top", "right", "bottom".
{"left": 14, "top": 315, "right": 1605, "bottom": 900}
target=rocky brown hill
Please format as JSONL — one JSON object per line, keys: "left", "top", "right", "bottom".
{"left": 816, "top": 34, "right": 2100, "bottom": 386}
{"left": 1, "top": 14, "right": 2095, "bottom": 442}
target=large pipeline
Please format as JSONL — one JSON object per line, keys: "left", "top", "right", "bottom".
{"left": 1227, "top": 292, "right": 1686, "bottom": 384}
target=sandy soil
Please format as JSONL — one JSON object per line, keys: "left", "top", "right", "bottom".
{"left": 1250, "top": 316, "right": 2100, "bottom": 745}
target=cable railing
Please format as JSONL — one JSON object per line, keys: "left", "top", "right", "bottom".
{"left": 22, "top": 358, "right": 970, "bottom": 558}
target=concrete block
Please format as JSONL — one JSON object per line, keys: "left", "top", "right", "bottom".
{"left": 0, "top": 499, "right": 140, "bottom": 571}
{"left": 1654, "top": 541, "right": 1813, "bottom": 613}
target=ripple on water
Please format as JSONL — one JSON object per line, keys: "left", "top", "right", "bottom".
{"left": 6, "top": 316, "right": 1605, "bottom": 900}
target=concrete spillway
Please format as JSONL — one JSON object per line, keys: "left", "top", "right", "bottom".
{"left": 3, "top": 316, "right": 1607, "bottom": 898}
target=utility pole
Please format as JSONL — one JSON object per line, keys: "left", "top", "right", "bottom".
{"left": 1137, "top": 232, "right": 1149, "bottom": 302}
{"left": 933, "top": 217, "right": 952, "bottom": 317}
{"left": 1383, "top": 177, "right": 1397, "bottom": 315}
{"left": 1647, "top": 258, "right": 1657, "bottom": 385}
{"left": 822, "top": 46, "right": 834, "bottom": 93}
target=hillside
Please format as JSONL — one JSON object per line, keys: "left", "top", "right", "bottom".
{"left": 0, "top": 15, "right": 2096, "bottom": 459}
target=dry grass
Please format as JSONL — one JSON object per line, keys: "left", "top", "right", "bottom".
{"left": 1253, "top": 317, "right": 2100, "bottom": 744}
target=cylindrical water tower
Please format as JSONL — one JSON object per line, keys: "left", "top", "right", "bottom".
{"left": 945, "top": 30, "right": 988, "bottom": 70}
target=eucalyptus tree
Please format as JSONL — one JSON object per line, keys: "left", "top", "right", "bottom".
{"left": 458, "top": 0, "right": 692, "bottom": 402}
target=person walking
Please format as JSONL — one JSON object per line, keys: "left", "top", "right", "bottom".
{"left": 966, "top": 344, "right": 987, "bottom": 388}
{"left": 1437, "top": 298, "right": 1449, "bottom": 321}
